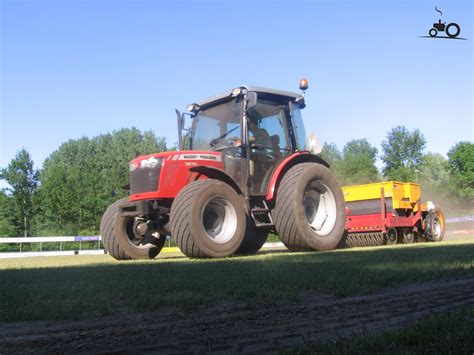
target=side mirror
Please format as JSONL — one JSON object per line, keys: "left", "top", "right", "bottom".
{"left": 175, "top": 109, "right": 184, "bottom": 150}
{"left": 246, "top": 92, "right": 257, "bottom": 109}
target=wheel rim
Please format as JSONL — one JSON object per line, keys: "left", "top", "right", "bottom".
{"left": 403, "top": 228, "right": 414, "bottom": 243}
{"left": 303, "top": 181, "right": 337, "bottom": 236}
{"left": 386, "top": 228, "right": 397, "bottom": 245}
{"left": 432, "top": 218, "right": 442, "bottom": 239}
{"left": 201, "top": 197, "right": 237, "bottom": 244}
{"left": 125, "top": 217, "right": 160, "bottom": 249}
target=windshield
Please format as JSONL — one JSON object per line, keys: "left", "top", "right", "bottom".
{"left": 191, "top": 98, "right": 242, "bottom": 150}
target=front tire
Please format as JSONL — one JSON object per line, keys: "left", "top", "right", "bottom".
{"left": 100, "top": 198, "right": 166, "bottom": 260}
{"left": 170, "top": 179, "right": 247, "bottom": 258}
{"left": 100, "top": 198, "right": 131, "bottom": 260}
{"left": 273, "top": 163, "right": 346, "bottom": 251}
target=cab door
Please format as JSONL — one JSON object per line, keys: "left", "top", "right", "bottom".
{"left": 247, "top": 101, "right": 291, "bottom": 195}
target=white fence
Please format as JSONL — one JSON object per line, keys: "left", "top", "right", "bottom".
{"left": 0, "top": 236, "right": 104, "bottom": 259}
{"left": 0, "top": 216, "right": 471, "bottom": 259}
{"left": 0, "top": 236, "right": 285, "bottom": 259}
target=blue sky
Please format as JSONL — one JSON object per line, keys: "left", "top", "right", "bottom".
{"left": 1, "top": 0, "right": 472, "bottom": 175}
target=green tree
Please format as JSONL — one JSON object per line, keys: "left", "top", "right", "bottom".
{"left": 320, "top": 142, "right": 342, "bottom": 167}
{"left": 38, "top": 128, "right": 168, "bottom": 235}
{"left": 418, "top": 153, "right": 450, "bottom": 202}
{"left": 0, "top": 149, "right": 39, "bottom": 237}
{"left": 320, "top": 142, "right": 343, "bottom": 180}
{"left": 381, "top": 126, "right": 426, "bottom": 182}
{"left": 338, "top": 139, "right": 379, "bottom": 185}
{"left": 447, "top": 142, "right": 474, "bottom": 202}
{"left": 0, "top": 191, "right": 15, "bottom": 236}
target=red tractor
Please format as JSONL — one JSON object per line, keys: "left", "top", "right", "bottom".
{"left": 100, "top": 80, "right": 346, "bottom": 259}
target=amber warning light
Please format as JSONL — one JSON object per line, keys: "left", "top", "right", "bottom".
{"left": 299, "top": 78, "right": 309, "bottom": 93}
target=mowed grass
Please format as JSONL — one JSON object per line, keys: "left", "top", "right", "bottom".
{"left": 287, "top": 307, "right": 474, "bottom": 354}
{"left": 0, "top": 238, "right": 473, "bottom": 322}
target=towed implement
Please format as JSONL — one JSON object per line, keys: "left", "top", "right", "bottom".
{"left": 341, "top": 181, "right": 445, "bottom": 248}
{"left": 101, "top": 80, "right": 347, "bottom": 259}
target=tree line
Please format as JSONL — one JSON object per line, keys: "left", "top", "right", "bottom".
{"left": 320, "top": 126, "right": 473, "bottom": 211}
{"left": 0, "top": 128, "right": 168, "bottom": 237}
{"left": 0, "top": 126, "right": 472, "bottom": 237}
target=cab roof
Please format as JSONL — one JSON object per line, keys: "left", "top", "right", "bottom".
{"left": 192, "top": 86, "right": 303, "bottom": 110}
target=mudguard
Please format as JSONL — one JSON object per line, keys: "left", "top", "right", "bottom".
{"left": 266, "top": 152, "right": 329, "bottom": 201}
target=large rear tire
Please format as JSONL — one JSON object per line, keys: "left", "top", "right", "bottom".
{"left": 170, "top": 179, "right": 247, "bottom": 258}
{"left": 273, "top": 163, "right": 346, "bottom": 251}
{"left": 100, "top": 198, "right": 166, "bottom": 260}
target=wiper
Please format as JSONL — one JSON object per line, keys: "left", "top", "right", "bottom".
{"left": 209, "top": 125, "right": 240, "bottom": 147}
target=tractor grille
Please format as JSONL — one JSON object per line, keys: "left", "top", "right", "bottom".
{"left": 130, "top": 158, "right": 163, "bottom": 194}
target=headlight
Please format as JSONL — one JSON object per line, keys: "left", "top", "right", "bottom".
{"left": 140, "top": 156, "right": 160, "bottom": 169}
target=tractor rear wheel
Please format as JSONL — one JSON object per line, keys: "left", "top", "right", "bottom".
{"left": 273, "top": 163, "right": 346, "bottom": 251}
{"left": 170, "top": 179, "right": 246, "bottom": 258}
{"left": 100, "top": 198, "right": 166, "bottom": 260}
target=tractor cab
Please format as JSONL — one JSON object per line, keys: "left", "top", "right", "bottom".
{"left": 177, "top": 84, "right": 309, "bottom": 196}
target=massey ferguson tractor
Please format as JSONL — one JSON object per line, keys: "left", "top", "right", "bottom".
{"left": 100, "top": 80, "right": 347, "bottom": 259}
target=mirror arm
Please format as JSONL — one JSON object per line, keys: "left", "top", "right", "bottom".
{"left": 175, "top": 109, "right": 183, "bottom": 150}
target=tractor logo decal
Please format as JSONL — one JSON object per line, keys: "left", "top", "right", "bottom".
{"left": 419, "top": 6, "right": 467, "bottom": 40}
{"left": 177, "top": 154, "right": 222, "bottom": 162}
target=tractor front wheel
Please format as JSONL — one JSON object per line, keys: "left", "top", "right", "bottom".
{"left": 100, "top": 198, "right": 166, "bottom": 260}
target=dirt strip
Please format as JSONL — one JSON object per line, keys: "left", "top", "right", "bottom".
{"left": 1, "top": 278, "right": 473, "bottom": 353}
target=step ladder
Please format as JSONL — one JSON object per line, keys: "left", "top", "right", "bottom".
{"left": 250, "top": 200, "right": 274, "bottom": 228}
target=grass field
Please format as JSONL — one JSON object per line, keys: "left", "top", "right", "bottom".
{"left": 0, "top": 238, "right": 473, "bottom": 322}
{"left": 288, "top": 307, "right": 474, "bottom": 354}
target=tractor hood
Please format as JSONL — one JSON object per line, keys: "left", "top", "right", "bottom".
{"left": 128, "top": 150, "right": 224, "bottom": 201}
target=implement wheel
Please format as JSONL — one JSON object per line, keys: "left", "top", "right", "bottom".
{"left": 170, "top": 179, "right": 246, "bottom": 258}
{"left": 100, "top": 198, "right": 166, "bottom": 260}
{"left": 385, "top": 228, "right": 398, "bottom": 245}
{"left": 401, "top": 227, "right": 415, "bottom": 244}
{"left": 425, "top": 207, "right": 445, "bottom": 242}
{"left": 273, "top": 163, "right": 346, "bottom": 251}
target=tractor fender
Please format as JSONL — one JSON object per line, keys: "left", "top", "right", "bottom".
{"left": 266, "top": 152, "right": 329, "bottom": 201}
{"left": 189, "top": 165, "right": 242, "bottom": 195}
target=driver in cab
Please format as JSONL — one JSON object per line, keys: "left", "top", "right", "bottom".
{"left": 248, "top": 118, "right": 271, "bottom": 148}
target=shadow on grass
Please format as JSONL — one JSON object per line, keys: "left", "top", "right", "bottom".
{"left": 1, "top": 243, "right": 473, "bottom": 322}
